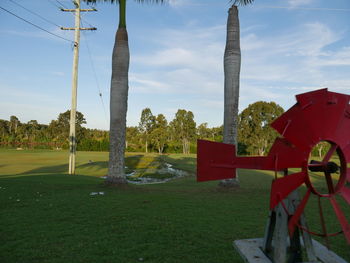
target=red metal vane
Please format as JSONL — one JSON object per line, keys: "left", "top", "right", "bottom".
{"left": 197, "top": 88, "right": 350, "bottom": 244}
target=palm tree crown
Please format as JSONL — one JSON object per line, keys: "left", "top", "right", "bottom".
{"left": 83, "top": 0, "right": 166, "bottom": 28}
{"left": 232, "top": 0, "right": 255, "bottom": 6}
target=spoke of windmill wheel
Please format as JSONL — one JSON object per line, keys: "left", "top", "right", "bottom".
{"left": 288, "top": 189, "right": 311, "bottom": 236}
{"left": 341, "top": 187, "right": 350, "bottom": 204}
{"left": 270, "top": 171, "right": 307, "bottom": 210}
{"left": 329, "top": 196, "right": 350, "bottom": 244}
{"left": 324, "top": 172, "right": 335, "bottom": 194}
{"left": 318, "top": 196, "right": 330, "bottom": 248}
{"left": 322, "top": 143, "right": 338, "bottom": 164}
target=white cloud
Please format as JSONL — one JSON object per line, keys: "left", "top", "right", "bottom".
{"left": 288, "top": 0, "right": 314, "bottom": 8}
{"left": 241, "top": 22, "right": 343, "bottom": 83}
{"left": 169, "top": 0, "right": 205, "bottom": 7}
{"left": 130, "top": 24, "right": 226, "bottom": 100}
{"left": 169, "top": 0, "right": 187, "bottom": 7}
{"left": 127, "top": 18, "right": 349, "bottom": 127}
{"left": 51, "top": 71, "right": 65, "bottom": 76}
{"left": 314, "top": 47, "right": 350, "bottom": 66}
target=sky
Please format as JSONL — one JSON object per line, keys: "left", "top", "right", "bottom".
{"left": 0, "top": 0, "right": 349, "bottom": 130}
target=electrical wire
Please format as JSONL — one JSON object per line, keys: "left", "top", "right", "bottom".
{"left": 0, "top": 5, "right": 73, "bottom": 43}
{"left": 79, "top": 14, "right": 96, "bottom": 29}
{"left": 254, "top": 5, "right": 350, "bottom": 12}
{"left": 48, "top": 0, "right": 63, "bottom": 10}
{"left": 78, "top": 0, "right": 98, "bottom": 28}
{"left": 8, "top": 0, "right": 62, "bottom": 28}
{"left": 49, "top": 0, "right": 96, "bottom": 31}
{"left": 55, "top": 0, "right": 69, "bottom": 9}
{"left": 81, "top": 21, "right": 108, "bottom": 123}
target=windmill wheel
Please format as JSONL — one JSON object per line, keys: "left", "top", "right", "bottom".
{"left": 269, "top": 89, "right": 350, "bottom": 244}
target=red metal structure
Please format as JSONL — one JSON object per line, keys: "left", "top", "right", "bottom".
{"left": 197, "top": 88, "right": 350, "bottom": 245}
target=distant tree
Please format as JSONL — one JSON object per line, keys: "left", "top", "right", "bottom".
{"left": 126, "top": 126, "right": 141, "bottom": 152}
{"left": 48, "top": 110, "right": 86, "bottom": 148}
{"left": 312, "top": 141, "right": 330, "bottom": 158}
{"left": 197, "top": 123, "right": 211, "bottom": 140}
{"left": 0, "top": 120, "right": 9, "bottom": 141}
{"left": 138, "top": 108, "right": 155, "bottom": 153}
{"left": 170, "top": 109, "right": 196, "bottom": 154}
{"left": 27, "top": 120, "right": 39, "bottom": 141}
{"left": 211, "top": 125, "right": 223, "bottom": 142}
{"left": 9, "top": 115, "right": 19, "bottom": 134}
{"left": 0, "top": 115, "right": 110, "bottom": 151}
{"left": 238, "top": 101, "right": 284, "bottom": 155}
{"left": 151, "top": 114, "right": 168, "bottom": 154}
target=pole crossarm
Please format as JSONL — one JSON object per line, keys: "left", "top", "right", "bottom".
{"left": 60, "top": 8, "right": 97, "bottom": 12}
{"left": 61, "top": 27, "right": 97, "bottom": 30}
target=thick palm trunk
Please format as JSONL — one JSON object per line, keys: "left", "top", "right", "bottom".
{"left": 107, "top": 27, "right": 129, "bottom": 185}
{"left": 220, "top": 5, "right": 240, "bottom": 187}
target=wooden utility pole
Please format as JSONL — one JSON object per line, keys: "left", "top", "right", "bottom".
{"left": 61, "top": 0, "right": 96, "bottom": 175}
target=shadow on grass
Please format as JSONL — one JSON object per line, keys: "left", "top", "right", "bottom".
{"left": 4, "top": 163, "right": 70, "bottom": 177}
{"left": 4, "top": 155, "right": 145, "bottom": 178}
{"left": 78, "top": 161, "right": 108, "bottom": 169}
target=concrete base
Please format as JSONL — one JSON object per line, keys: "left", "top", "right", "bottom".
{"left": 233, "top": 238, "right": 348, "bottom": 263}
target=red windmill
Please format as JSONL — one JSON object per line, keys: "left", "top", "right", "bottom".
{"left": 197, "top": 89, "right": 350, "bottom": 262}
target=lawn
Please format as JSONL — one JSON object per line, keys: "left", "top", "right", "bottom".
{"left": 0, "top": 149, "right": 349, "bottom": 262}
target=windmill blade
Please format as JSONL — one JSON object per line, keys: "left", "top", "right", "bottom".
{"left": 341, "top": 187, "right": 350, "bottom": 205}
{"left": 271, "top": 104, "right": 315, "bottom": 152}
{"left": 295, "top": 88, "right": 328, "bottom": 140}
{"left": 266, "top": 137, "right": 307, "bottom": 170}
{"left": 270, "top": 171, "right": 307, "bottom": 210}
{"left": 330, "top": 103, "right": 350, "bottom": 152}
{"left": 326, "top": 92, "right": 350, "bottom": 145}
{"left": 296, "top": 90, "right": 350, "bottom": 142}
{"left": 329, "top": 196, "right": 350, "bottom": 244}
{"left": 343, "top": 143, "right": 350, "bottom": 163}
{"left": 288, "top": 189, "right": 311, "bottom": 236}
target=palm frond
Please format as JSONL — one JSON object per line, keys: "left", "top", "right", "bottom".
{"left": 231, "top": 0, "right": 255, "bottom": 6}
{"left": 82, "top": 0, "right": 168, "bottom": 4}
{"left": 135, "top": 0, "right": 168, "bottom": 3}
{"left": 82, "top": 0, "right": 118, "bottom": 4}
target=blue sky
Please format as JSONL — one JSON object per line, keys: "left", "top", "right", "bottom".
{"left": 1, "top": 0, "right": 349, "bottom": 130}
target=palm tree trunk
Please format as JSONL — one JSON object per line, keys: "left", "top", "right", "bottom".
{"left": 220, "top": 5, "right": 240, "bottom": 188}
{"left": 107, "top": 26, "right": 129, "bottom": 185}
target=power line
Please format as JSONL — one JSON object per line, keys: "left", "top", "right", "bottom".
{"left": 48, "top": 0, "right": 63, "bottom": 10}
{"left": 78, "top": 1, "right": 97, "bottom": 28}
{"left": 81, "top": 22, "right": 108, "bottom": 123}
{"left": 0, "top": 5, "right": 73, "bottom": 43}
{"left": 254, "top": 5, "right": 350, "bottom": 12}
{"left": 55, "top": 0, "right": 69, "bottom": 10}
{"left": 8, "top": 0, "right": 61, "bottom": 28}
{"left": 79, "top": 13, "right": 96, "bottom": 29}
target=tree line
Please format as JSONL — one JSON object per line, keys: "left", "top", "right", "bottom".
{"left": 0, "top": 101, "right": 285, "bottom": 155}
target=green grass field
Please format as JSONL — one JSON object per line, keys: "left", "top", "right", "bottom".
{"left": 0, "top": 149, "right": 349, "bottom": 262}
